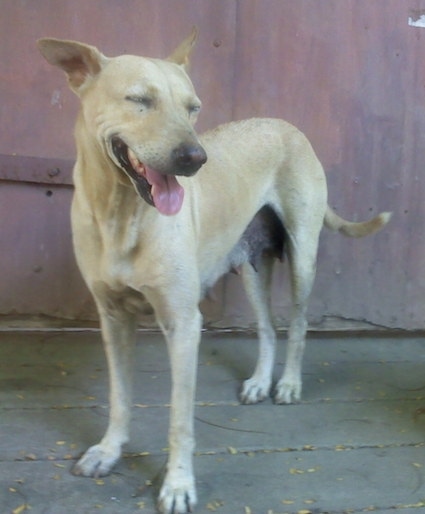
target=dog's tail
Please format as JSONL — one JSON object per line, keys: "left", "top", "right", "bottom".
{"left": 324, "top": 206, "right": 392, "bottom": 238}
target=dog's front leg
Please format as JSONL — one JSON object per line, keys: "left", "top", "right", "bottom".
{"left": 73, "top": 307, "right": 136, "bottom": 477}
{"left": 156, "top": 305, "right": 202, "bottom": 514}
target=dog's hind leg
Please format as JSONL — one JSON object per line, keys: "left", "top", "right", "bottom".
{"left": 73, "top": 306, "right": 136, "bottom": 477}
{"left": 273, "top": 227, "right": 320, "bottom": 404}
{"left": 240, "top": 257, "right": 276, "bottom": 404}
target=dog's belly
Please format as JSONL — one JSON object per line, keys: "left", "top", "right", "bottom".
{"left": 201, "top": 205, "right": 286, "bottom": 295}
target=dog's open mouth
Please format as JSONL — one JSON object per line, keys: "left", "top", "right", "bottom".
{"left": 111, "top": 136, "right": 185, "bottom": 216}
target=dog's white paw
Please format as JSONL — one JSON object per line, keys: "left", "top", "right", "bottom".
{"left": 273, "top": 378, "right": 301, "bottom": 404}
{"left": 72, "top": 444, "right": 121, "bottom": 478}
{"left": 158, "top": 474, "right": 197, "bottom": 514}
{"left": 240, "top": 377, "right": 271, "bottom": 404}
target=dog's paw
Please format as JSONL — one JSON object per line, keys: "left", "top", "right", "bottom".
{"left": 240, "top": 377, "right": 271, "bottom": 404}
{"left": 72, "top": 444, "right": 121, "bottom": 478}
{"left": 273, "top": 378, "right": 301, "bottom": 405}
{"left": 158, "top": 475, "right": 196, "bottom": 514}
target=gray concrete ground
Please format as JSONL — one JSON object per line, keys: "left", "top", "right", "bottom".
{"left": 0, "top": 330, "right": 425, "bottom": 514}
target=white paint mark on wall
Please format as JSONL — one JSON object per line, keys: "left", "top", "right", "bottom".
{"left": 408, "top": 14, "right": 425, "bottom": 28}
{"left": 50, "top": 89, "right": 62, "bottom": 109}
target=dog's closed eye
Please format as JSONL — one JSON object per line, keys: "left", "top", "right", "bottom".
{"left": 125, "top": 95, "right": 154, "bottom": 110}
{"left": 188, "top": 103, "right": 201, "bottom": 115}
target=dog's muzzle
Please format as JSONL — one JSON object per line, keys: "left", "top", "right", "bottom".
{"left": 110, "top": 136, "right": 207, "bottom": 216}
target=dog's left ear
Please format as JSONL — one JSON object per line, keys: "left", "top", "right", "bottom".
{"left": 37, "top": 38, "right": 108, "bottom": 94}
{"left": 167, "top": 26, "right": 198, "bottom": 69}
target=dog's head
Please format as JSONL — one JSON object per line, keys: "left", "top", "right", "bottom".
{"left": 37, "top": 28, "right": 207, "bottom": 216}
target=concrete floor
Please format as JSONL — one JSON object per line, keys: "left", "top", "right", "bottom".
{"left": 0, "top": 330, "right": 425, "bottom": 514}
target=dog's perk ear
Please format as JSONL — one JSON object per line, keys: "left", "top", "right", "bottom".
{"left": 37, "top": 38, "right": 107, "bottom": 93}
{"left": 167, "top": 26, "right": 198, "bottom": 69}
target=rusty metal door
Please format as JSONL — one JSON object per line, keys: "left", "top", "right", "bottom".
{"left": 1, "top": 0, "right": 424, "bottom": 329}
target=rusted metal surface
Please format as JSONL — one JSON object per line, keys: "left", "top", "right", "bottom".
{"left": 225, "top": 0, "right": 425, "bottom": 330}
{"left": 0, "top": 182, "right": 96, "bottom": 320}
{"left": 0, "top": 0, "right": 236, "bottom": 160}
{"left": 0, "top": 154, "right": 73, "bottom": 185}
{"left": 0, "top": 0, "right": 424, "bottom": 329}
{"left": 0, "top": 0, "right": 236, "bottom": 323}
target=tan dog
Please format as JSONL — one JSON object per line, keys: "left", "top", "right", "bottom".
{"left": 37, "top": 29, "right": 390, "bottom": 513}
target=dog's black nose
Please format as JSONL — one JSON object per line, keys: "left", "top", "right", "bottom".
{"left": 172, "top": 144, "right": 207, "bottom": 176}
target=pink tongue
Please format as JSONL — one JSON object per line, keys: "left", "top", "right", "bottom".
{"left": 145, "top": 166, "right": 185, "bottom": 216}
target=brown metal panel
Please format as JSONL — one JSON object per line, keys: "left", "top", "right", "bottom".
{"left": 1, "top": 0, "right": 424, "bottom": 329}
{"left": 225, "top": 0, "right": 425, "bottom": 329}
{"left": 0, "top": 155, "right": 73, "bottom": 185}
{"left": 0, "top": 0, "right": 237, "bottom": 323}
{"left": 0, "top": 0, "right": 237, "bottom": 160}
{"left": 0, "top": 182, "right": 96, "bottom": 320}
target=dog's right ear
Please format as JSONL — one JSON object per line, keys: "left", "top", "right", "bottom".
{"left": 37, "top": 38, "right": 108, "bottom": 94}
{"left": 167, "top": 26, "right": 198, "bottom": 69}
